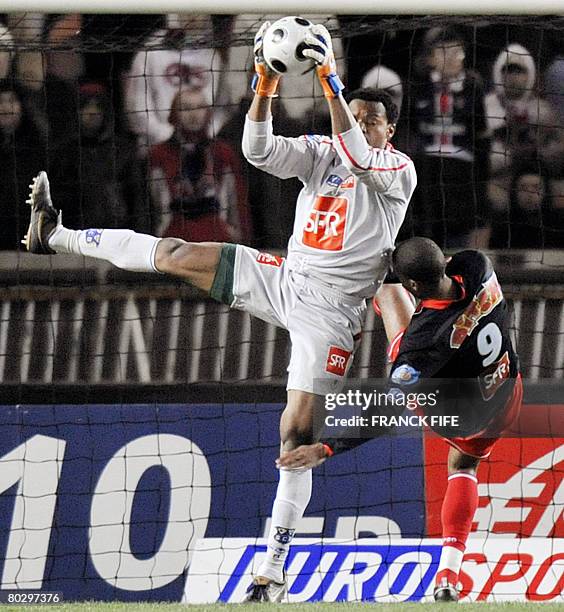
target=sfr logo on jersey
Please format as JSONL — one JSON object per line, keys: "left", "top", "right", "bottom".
{"left": 256, "top": 253, "right": 284, "bottom": 267}
{"left": 479, "top": 351, "right": 510, "bottom": 401}
{"left": 303, "top": 195, "right": 348, "bottom": 251}
{"left": 326, "top": 346, "right": 352, "bottom": 376}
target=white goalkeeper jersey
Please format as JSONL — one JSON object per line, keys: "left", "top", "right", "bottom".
{"left": 242, "top": 116, "right": 417, "bottom": 297}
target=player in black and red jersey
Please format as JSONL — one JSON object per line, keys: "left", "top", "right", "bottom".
{"left": 278, "top": 236, "right": 522, "bottom": 602}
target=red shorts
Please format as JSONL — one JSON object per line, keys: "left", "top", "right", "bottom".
{"left": 445, "top": 373, "right": 523, "bottom": 459}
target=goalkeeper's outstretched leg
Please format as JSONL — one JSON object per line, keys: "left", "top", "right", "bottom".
{"left": 24, "top": 171, "right": 222, "bottom": 291}
{"left": 26, "top": 170, "right": 332, "bottom": 605}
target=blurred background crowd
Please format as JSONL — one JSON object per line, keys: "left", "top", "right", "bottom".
{"left": 0, "top": 12, "right": 563, "bottom": 252}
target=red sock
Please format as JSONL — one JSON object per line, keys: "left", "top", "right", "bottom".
{"left": 436, "top": 472, "right": 478, "bottom": 586}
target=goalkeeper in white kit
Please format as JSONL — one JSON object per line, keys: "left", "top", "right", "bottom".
{"left": 24, "top": 20, "right": 416, "bottom": 602}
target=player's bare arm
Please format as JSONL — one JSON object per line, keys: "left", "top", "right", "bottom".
{"left": 248, "top": 95, "right": 273, "bottom": 122}
{"left": 373, "top": 283, "right": 416, "bottom": 343}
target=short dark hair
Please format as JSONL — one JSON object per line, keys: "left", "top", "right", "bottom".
{"left": 392, "top": 237, "right": 446, "bottom": 285}
{"left": 345, "top": 88, "right": 399, "bottom": 125}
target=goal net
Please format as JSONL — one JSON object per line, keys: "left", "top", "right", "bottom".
{"left": 0, "top": 12, "right": 562, "bottom": 603}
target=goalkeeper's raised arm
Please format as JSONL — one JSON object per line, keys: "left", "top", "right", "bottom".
{"left": 247, "top": 21, "right": 279, "bottom": 122}
{"left": 242, "top": 21, "right": 318, "bottom": 183}
{"left": 302, "top": 24, "right": 349, "bottom": 132}
{"left": 304, "top": 24, "right": 415, "bottom": 195}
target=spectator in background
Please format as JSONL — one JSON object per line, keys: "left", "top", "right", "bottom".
{"left": 406, "top": 27, "right": 491, "bottom": 248}
{"left": 150, "top": 88, "right": 251, "bottom": 243}
{"left": 546, "top": 177, "right": 564, "bottom": 247}
{"left": 544, "top": 54, "right": 564, "bottom": 126}
{"left": 40, "top": 14, "right": 168, "bottom": 145}
{"left": 486, "top": 44, "right": 562, "bottom": 213}
{"left": 37, "top": 14, "right": 83, "bottom": 145}
{"left": 490, "top": 163, "right": 562, "bottom": 248}
{"left": 361, "top": 64, "right": 403, "bottom": 113}
{"left": 1, "top": 14, "right": 82, "bottom": 146}
{"left": 124, "top": 14, "right": 233, "bottom": 154}
{"left": 337, "top": 16, "right": 426, "bottom": 93}
{"left": 0, "top": 22, "right": 14, "bottom": 80}
{"left": 45, "top": 14, "right": 84, "bottom": 82}
{"left": 49, "top": 82, "right": 148, "bottom": 231}
{"left": 0, "top": 80, "right": 45, "bottom": 249}
{"left": 5, "top": 13, "right": 45, "bottom": 92}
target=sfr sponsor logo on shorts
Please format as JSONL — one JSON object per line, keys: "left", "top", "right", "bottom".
{"left": 326, "top": 346, "right": 352, "bottom": 376}
{"left": 256, "top": 253, "right": 284, "bottom": 267}
{"left": 303, "top": 195, "right": 348, "bottom": 251}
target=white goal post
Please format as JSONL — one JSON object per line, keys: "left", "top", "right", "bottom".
{"left": 0, "top": 0, "right": 561, "bottom": 13}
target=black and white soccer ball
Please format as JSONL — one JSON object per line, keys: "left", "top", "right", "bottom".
{"left": 262, "top": 16, "right": 315, "bottom": 75}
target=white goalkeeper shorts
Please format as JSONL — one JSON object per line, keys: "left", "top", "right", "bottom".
{"left": 218, "top": 244, "right": 366, "bottom": 395}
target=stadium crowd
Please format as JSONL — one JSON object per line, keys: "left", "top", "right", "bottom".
{"left": 0, "top": 13, "right": 563, "bottom": 251}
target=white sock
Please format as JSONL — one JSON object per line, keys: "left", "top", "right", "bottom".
{"left": 258, "top": 468, "right": 312, "bottom": 583}
{"left": 48, "top": 227, "right": 161, "bottom": 273}
{"left": 437, "top": 546, "right": 464, "bottom": 579}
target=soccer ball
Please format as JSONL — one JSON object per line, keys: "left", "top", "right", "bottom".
{"left": 262, "top": 16, "right": 315, "bottom": 75}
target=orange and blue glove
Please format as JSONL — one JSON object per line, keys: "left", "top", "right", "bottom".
{"left": 251, "top": 21, "right": 281, "bottom": 98}
{"left": 302, "top": 23, "right": 344, "bottom": 99}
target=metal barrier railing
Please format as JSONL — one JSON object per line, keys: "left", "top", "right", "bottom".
{"left": 0, "top": 285, "right": 562, "bottom": 384}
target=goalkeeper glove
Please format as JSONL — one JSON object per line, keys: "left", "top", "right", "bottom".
{"left": 302, "top": 23, "right": 344, "bottom": 99}
{"left": 251, "top": 21, "right": 281, "bottom": 98}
